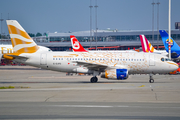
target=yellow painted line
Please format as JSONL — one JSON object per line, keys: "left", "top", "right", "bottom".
{"left": 139, "top": 85, "right": 145, "bottom": 87}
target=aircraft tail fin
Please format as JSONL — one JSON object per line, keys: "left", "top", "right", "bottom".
{"left": 139, "top": 35, "right": 157, "bottom": 53}
{"left": 139, "top": 35, "right": 150, "bottom": 52}
{"left": 70, "top": 35, "right": 88, "bottom": 52}
{"left": 6, "top": 20, "right": 39, "bottom": 54}
{"left": 159, "top": 30, "right": 180, "bottom": 53}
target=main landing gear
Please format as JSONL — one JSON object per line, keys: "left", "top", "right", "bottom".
{"left": 90, "top": 71, "right": 99, "bottom": 83}
{"left": 90, "top": 76, "right": 98, "bottom": 83}
{"left": 149, "top": 74, "right": 154, "bottom": 83}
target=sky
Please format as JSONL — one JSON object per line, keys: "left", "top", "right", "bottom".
{"left": 0, "top": 0, "right": 180, "bottom": 35}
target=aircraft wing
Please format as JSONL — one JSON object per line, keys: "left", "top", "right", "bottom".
{"left": 73, "top": 61, "right": 108, "bottom": 71}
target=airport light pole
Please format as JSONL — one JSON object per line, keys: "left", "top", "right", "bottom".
{"left": 94, "top": 0, "right": 98, "bottom": 51}
{"left": 168, "top": 0, "right": 171, "bottom": 59}
{"left": 89, "top": 0, "right": 93, "bottom": 48}
{"left": 152, "top": 1, "right": 155, "bottom": 46}
{"left": 157, "top": 1, "right": 160, "bottom": 50}
{"left": 0, "top": 13, "right": 4, "bottom": 44}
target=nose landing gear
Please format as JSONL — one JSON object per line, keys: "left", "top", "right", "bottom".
{"left": 149, "top": 74, "right": 154, "bottom": 83}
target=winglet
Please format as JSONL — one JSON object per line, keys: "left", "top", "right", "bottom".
{"left": 70, "top": 35, "right": 88, "bottom": 52}
{"left": 6, "top": 20, "right": 39, "bottom": 55}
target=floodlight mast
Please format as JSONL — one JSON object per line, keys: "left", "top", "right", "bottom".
{"left": 89, "top": 0, "right": 93, "bottom": 48}
{"left": 0, "top": 13, "right": 4, "bottom": 44}
{"left": 168, "top": 0, "right": 171, "bottom": 59}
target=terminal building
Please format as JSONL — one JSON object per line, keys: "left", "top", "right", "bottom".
{"left": 1, "top": 22, "right": 180, "bottom": 51}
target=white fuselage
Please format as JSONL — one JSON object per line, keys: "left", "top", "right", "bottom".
{"left": 14, "top": 50, "right": 178, "bottom": 75}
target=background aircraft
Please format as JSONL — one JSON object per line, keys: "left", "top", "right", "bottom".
{"left": 159, "top": 30, "right": 180, "bottom": 59}
{"left": 70, "top": 35, "right": 138, "bottom": 53}
{"left": 139, "top": 35, "right": 167, "bottom": 55}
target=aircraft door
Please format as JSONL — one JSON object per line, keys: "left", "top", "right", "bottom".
{"left": 149, "top": 54, "right": 155, "bottom": 66}
{"left": 40, "top": 54, "right": 47, "bottom": 65}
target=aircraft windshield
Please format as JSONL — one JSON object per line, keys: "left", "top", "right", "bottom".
{"left": 161, "top": 58, "right": 171, "bottom": 62}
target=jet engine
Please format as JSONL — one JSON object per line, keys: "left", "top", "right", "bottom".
{"left": 101, "top": 69, "right": 128, "bottom": 80}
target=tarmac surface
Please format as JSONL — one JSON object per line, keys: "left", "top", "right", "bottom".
{"left": 0, "top": 66, "right": 180, "bottom": 120}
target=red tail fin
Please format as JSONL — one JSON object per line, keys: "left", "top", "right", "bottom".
{"left": 139, "top": 35, "right": 150, "bottom": 52}
{"left": 70, "top": 35, "right": 88, "bottom": 52}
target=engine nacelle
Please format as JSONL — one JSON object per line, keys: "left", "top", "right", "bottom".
{"left": 101, "top": 69, "right": 128, "bottom": 80}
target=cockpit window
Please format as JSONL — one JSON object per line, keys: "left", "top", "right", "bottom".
{"left": 161, "top": 58, "right": 164, "bottom": 62}
{"left": 161, "top": 58, "right": 171, "bottom": 62}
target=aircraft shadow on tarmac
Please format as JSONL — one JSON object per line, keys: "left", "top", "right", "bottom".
{"left": 0, "top": 81, "right": 171, "bottom": 84}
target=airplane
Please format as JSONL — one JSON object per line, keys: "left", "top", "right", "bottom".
{"left": 70, "top": 35, "right": 138, "bottom": 53}
{"left": 3, "top": 20, "right": 178, "bottom": 83}
{"left": 0, "top": 45, "right": 13, "bottom": 62}
{"left": 159, "top": 30, "right": 180, "bottom": 59}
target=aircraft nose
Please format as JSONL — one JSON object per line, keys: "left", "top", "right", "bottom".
{"left": 170, "top": 62, "right": 179, "bottom": 71}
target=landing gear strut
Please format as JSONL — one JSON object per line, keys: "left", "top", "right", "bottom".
{"left": 149, "top": 74, "right": 154, "bottom": 83}
{"left": 90, "top": 76, "right": 98, "bottom": 83}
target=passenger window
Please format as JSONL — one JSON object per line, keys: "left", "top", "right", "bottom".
{"left": 61, "top": 58, "right": 63, "bottom": 60}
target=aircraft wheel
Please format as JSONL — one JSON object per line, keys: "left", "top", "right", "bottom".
{"left": 149, "top": 79, "right": 154, "bottom": 83}
{"left": 90, "top": 77, "right": 98, "bottom": 83}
